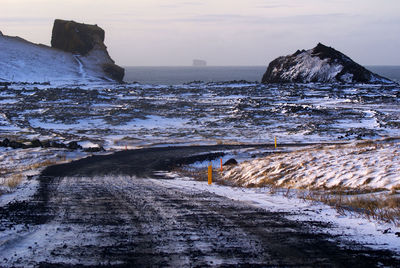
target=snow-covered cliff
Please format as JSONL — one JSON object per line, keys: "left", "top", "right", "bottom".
{"left": 0, "top": 20, "right": 124, "bottom": 84}
{"left": 262, "top": 43, "right": 392, "bottom": 84}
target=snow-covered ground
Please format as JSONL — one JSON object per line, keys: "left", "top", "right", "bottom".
{"left": 0, "top": 75, "right": 399, "bottom": 259}
{"left": 1, "top": 81, "right": 400, "bottom": 150}
{"left": 0, "top": 147, "right": 91, "bottom": 194}
{"left": 152, "top": 175, "right": 400, "bottom": 254}
{"left": 222, "top": 140, "right": 400, "bottom": 190}
{"left": 0, "top": 34, "right": 113, "bottom": 84}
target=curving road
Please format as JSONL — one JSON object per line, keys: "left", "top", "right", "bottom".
{"left": 0, "top": 145, "right": 398, "bottom": 267}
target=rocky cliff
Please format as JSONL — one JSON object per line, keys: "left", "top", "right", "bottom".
{"left": 262, "top": 43, "right": 392, "bottom": 84}
{"left": 0, "top": 19, "right": 124, "bottom": 83}
{"left": 51, "top": 19, "right": 124, "bottom": 82}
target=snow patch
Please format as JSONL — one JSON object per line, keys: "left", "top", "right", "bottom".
{"left": 0, "top": 35, "right": 113, "bottom": 84}
{"left": 279, "top": 50, "right": 344, "bottom": 82}
{"left": 222, "top": 141, "right": 400, "bottom": 190}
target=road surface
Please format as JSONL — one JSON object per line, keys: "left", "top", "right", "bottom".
{"left": 0, "top": 145, "right": 398, "bottom": 267}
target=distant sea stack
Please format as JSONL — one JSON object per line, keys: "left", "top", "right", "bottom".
{"left": 193, "top": 59, "right": 207, "bottom": 67}
{"left": 51, "top": 19, "right": 124, "bottom": 82}
{"left": 262, "top": 43, "right": 392, "bottom": 84}
{"left": 0, "top": 19, "right": 124, "bottom": 83}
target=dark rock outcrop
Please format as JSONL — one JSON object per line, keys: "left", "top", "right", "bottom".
{"left": 223, "top": 158, "right": 238, "bottom": 166}
{"left": 102, "top": 63, "right": 125, "bottom": 82}
{"left": 51, "top": 19, "right": 105, "bottom": 55}
{"left": 1, "top": 138, "right": 104, "bottom": 152}
{"left": 67, "top": 141, "right": 82, "bottom": 150}
{"left": 51, "top": 19, "right": 124, "bottom": 82}
{"left": 30, "top": 139, "right": 43, "bottom": 148}
{"left": 262, "top": 43, "right": 392, "bottom": 84}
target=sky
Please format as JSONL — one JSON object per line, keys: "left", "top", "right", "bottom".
{"left": 1, "top": 0, "right": 400, "bottom": 66}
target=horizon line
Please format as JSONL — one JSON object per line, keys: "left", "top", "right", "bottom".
{"left": 122, "top": 64, "right": 400, "bottom": 68}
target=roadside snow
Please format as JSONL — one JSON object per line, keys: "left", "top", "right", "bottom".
{"left": 152, "top": 176, "right": 400, "bottom": 254}
{"left": 0, "top": 147, "right": 89, "bottom": 194}
{"left": 222, "top": 140, "right": 400, "bottom": 190}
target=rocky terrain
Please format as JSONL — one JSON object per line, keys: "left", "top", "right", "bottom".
{"left": 0, "top": 19, "right": 124, "bottom": 83}
{"left": 262, "top": 43, "right": 393, "bottom": 84}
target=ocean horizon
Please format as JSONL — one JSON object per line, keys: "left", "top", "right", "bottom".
{"left": 123, "top": 65, "right": 400, "bottom": 85}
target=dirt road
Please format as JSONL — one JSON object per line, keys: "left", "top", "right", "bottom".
{"left": 0, "top": 145, "right": 398, "bottom": 267}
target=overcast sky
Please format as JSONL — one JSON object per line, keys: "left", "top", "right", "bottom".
{"left": 2, "top": 0, "right": 399, "bottom": 66}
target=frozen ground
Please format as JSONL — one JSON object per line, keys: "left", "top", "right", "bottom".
{"left": 1, "top": 80, "right": 400, "bottom": 265}
{"left": 222, "top": 139, "right": 400, "bottom": 190}
{"left": 0, "top": 145, "right": 399, "bottom": 267}
{"left": 1, "top": 81, "right": 400, "bottom": 150}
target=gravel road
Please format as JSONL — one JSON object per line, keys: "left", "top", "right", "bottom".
{"left": 0, "top": 145, "right": 398, "bottom": 267}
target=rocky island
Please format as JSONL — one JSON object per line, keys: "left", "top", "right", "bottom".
{"left": 0, "top": 19, "right": 124, "bottom": 83}
{"left": 262, "top": 43, "right": 392, "bottom": 84}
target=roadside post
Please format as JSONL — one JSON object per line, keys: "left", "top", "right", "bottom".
{"left": 274, "top": 136, "right": 277, "bottom": 149}
{"left": 208, "top": 162, "right": 212, "bottom": 185}
{"left": 220, "top": 158, "right": 223, "bottom": 172}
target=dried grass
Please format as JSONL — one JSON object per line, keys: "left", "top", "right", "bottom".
{"left": 5, "top": 174, "right": 24, "bottom": 188}
{"left": 29, "top": 159, "right": 57, "bottom": 170}
{"left": 302, "top": 192, "right": 400, "bottom": 226}
{"left": 174, "top": 162, "right": 399, "bottom": 225}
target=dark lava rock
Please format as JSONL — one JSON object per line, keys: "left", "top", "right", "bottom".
{"left": 0, "top": 138, "right": 27, "bottom": 149}
{"left": 2, "top": 138, "right": 10, "bottom": 147}
{"left": 51, "top": 19, "right": 125, "bottom": 82}
{"left": 102, "top": 62, "right": 125, "bottom": 82}
{"left": 262, "top": 43, "right": 393, "bottom": 84}
{"left": 223, "top": 158, "right": 238, "bottom": 166}
{"left": 30, "top": 139, "right": 43, "bottom": 148}
{"left": 41, "top": 140, "right": 51, "bottom": 148}
{"left": 84, "top": 146, "right": 105, "bottom": 152}
{"left": 67, "top": 141, "right": 82, "bottom": 150}
{"left": 9, "top": 140, "right": 27, "bottom": 149}
{"left": 43, "top": 140, "right": 67, "bottom": 149}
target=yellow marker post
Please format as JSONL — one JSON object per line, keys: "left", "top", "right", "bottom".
{"left": 220, "top": 158, "right": 223, "bottom": 172}
{"left": 208, "top": 162, "right": 212, "bottom": 185}
{"left": 274, "top": 136, "right": 277, "bottom": 149}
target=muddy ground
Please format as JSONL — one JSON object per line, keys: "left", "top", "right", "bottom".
{"left": 0, "top": 145, "right": 399, "bottom": 267}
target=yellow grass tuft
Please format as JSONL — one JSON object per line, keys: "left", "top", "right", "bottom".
{"left": 29, "top": 159, "right": 58, "bottom": 170}
{"left": 5, "top": 174, "right": 24, "bottom": 188}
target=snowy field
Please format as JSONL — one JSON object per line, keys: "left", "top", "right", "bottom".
{"left": 0, "top": 79, "right": 399, "bottom": 257}
{"left": 1, "top": 80, "right": 400, "bottom": 193}
{"left": 1, "top": 81, "right": 400, "bottom": 149}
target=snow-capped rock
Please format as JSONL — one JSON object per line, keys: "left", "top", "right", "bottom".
{"left": 262, "top": 43, "right": 393, "bottom": 84}
{"left": 0, "top": 19, "right": 124, "bottom": 84}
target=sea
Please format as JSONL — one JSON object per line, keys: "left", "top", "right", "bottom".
{"left": 124, "top": 66, "right": 400, "bottom": 85}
